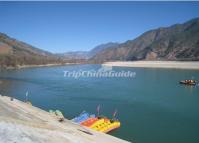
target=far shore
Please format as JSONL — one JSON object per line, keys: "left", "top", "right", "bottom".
{"left": 102, "top": 61, "right": 199, "bottom": 70}
{"left": 2, "top": 63, "right": 80, "bottom": 70}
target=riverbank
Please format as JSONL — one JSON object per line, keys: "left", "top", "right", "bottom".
{"left": 103, "top": 61, "right": 199, "bottom": 70}
{"left": 1, "top": 63, "right": 79, "bottom": 70}
{"left": 0, "top": 95, "right": 129, "bottom": 143}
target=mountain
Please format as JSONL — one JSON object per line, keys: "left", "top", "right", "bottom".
{"left": 0, "top": 33, "right": 63, "bottom": 68}
{"left": 1, "top": 18, "right": 199, "bottom": 68}
{"left": 56, "top": 51, "right": 89, "bottom": 60}
{"left": 58, "top": 42, "right": 119, "bottom": 60}
{"left": 88, "top": 42, "right": 119, "bottom": 58}
{"left": 91, "top": 18, "right": 199, "bottom": 62}
{"left": 0, "top": 33, "right": 118, "bottom": 68}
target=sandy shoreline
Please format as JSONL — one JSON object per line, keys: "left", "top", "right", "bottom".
{"left": 103, "top": 61, "right": 199, "bottom": 70}
{"left": 3, "top": 63, "right": 79, "bottom": 70}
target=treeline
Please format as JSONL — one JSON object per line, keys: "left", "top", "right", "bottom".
{"left": 0, "top": 54, "right": 90, "bottom": 69}
{"left": 0, "top": 54, "right": 63, "bottom": 68}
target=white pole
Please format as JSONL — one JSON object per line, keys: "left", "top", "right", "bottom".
{"left": 26, "top": 91, "right": 28, "bottom": 102}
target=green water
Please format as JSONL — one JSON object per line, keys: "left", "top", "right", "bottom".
{"left": 0, "top": 64, "right": 199, "bottom": 143}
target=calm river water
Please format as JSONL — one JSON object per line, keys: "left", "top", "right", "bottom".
{"left": 0, "top": 64, "right": 199, "bottom": 143}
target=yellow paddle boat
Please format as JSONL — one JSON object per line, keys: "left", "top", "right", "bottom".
{"left": 90, "top": 117, "right": 120, "bottom": 133}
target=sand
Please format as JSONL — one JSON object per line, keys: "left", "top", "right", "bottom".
{"left": 103, "top": 61, "right": 199, "bottom": 70}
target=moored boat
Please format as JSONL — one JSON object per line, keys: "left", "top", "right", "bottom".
{"left": 90, "top": 117, "right": 120, "bottom": 133}
{"left": 72, "top": 106, "right": 121, "bottom": 133}
{"left": 72, "top": 111, "right": 95, "bottom": 124}
{"left": 80, "top": 117, "right": 99, "bottom": 127}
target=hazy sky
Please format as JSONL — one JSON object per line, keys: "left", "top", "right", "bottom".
{"left": 0, "top": 1, "right": 199, "bottom": 53}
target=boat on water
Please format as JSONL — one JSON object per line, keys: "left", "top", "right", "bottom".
{"left": 80, "top": 116, "right": 120, "bottom": 133}
{"left": 71, "top": 111, "right": 96, "bottom": 124}
{"left": 80, "top": 117, "right": 98, "bottom": 127}
{"left": 72, "top": 106, "right": 121, "bottom": 133}
{"left": 179, "top": 79, "right": 197, "bottom": 85}
{"left": 90, "top": 117, "right": 120, "bottom": 133}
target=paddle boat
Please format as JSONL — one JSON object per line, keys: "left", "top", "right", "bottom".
{"left": 90, "top": 117, "right": 120, "bottom": 133}
{"left": 72, "top": 111, "right": 96, "bottom": 124}
{"left": 73, "top": 106, "right": 121, "bottom": 133}
{"left": 80, "top": 117, "right": 99, "bottom": 127}
{"left": 179, "top": 79, "right": 197, "bottom": 86}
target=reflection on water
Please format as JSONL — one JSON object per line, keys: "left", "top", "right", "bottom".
{"left": 183, "top": 84, "right": 198, "bottom": 94}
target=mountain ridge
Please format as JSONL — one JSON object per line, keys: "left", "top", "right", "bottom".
{"left": 57, "top": 42, "right": 119, "bottom": 60}
{"left": 91, "top": 17, "right": 199, "bottom": 62}
{"left": 1, "top": 17, "right": 199, "bottom": 68}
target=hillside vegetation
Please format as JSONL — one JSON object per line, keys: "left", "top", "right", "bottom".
{"left": 0, "top": 33, "right": 63, "bottom": 68}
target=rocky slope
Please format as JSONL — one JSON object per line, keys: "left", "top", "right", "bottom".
{"left": 91, "top": 18, "right": 199, "bottom": 62}
{"left": 0, "top": 95, "right": 129, "bottom": 143}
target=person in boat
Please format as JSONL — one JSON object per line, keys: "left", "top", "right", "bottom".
{"left": 180, "top": 79, "right": 197, "bottom": 85}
